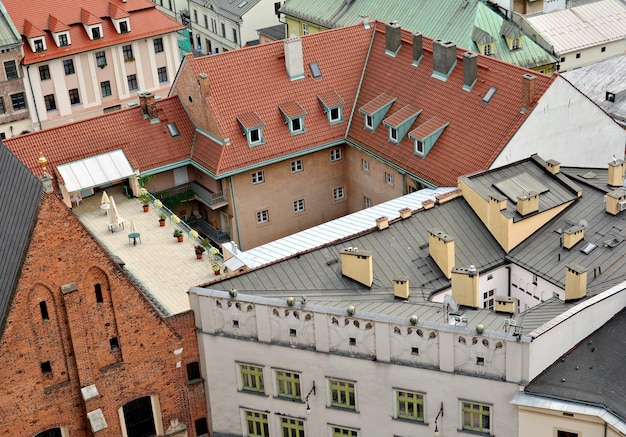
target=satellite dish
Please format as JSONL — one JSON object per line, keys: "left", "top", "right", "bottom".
{"left": 443, "top": 295, "right": 458, "bottom": 314}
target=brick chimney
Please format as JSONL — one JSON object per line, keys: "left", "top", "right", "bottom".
{"left": 385, "top": 21, "right": 402, "bottom": 56}
{"left": 428, "top": 229, "right": 455, "bottom": 279}
{"left": 340, "top": 247, "right": 373, "bottom": 287}
{"left": 198, "top": 72, "right": 210, "bottom": 100}
{"left": 462, "top": 51, "right": 477, "bottom": 91}
{"left": 522, "top": 73, "right": 536, "bottom": 109}
{"left": 284, "top": 36, "right": 304, "bottom": 80}
{"left": 412, "top": 32, "right": 423, "bottom": 65}
{"left": 432, "top": 40, "right": 457, "bottom": 79}
{"left": 139, "top": 92, "right": 158, "bottom": 121}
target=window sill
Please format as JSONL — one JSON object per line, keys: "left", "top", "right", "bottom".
{"left": 238, "top": 389, "right": 268, "bottom": 397}
{"left": 458, "top": 428, "right": 491, "bottom": 436}
{"left": 273, "top": 395, "right": 304, "bottom": 403}
{"left": 187, "top": 378, "right": 204, "bottom": 386}
{"left": 393, "top": 417, "right": 427, "bottom": 425}
{"left": 327, "top": 405, "right": 358, "bottom": 414}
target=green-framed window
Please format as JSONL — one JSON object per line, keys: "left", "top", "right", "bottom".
{"left": 396, "top": 390, "right": 424, "bottom": 422}
{"left": 329, "top": 379, "right": 355, "bottom": 410}
{"left": 280, "top": 417, "right": 305, "bottom": 437}
{"left": 462, "top": 401, "right": 491, "bottom": 433}
{"left": 244, "top": 410, "right": 269, "bottom": 437}
{"left": 240, "top": 364, "right": 264, "bottom": 393}
{"left": 332, "top": 426, "right": 358, "bottom": 437}
{"left": 276, "top": 370, "right": 301, "bottom": 399}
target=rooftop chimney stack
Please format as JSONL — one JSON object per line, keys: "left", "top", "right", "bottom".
{"left": 516, "top": 191, "right": 539, "bottom": 216}
{"left": 284, "top": 36, "right": 304, "bottom": 81}
{"left": 198, "top": 72, "right": 210, "bottom": 99}
{"left": 451, "top": 265, "right": 480, "bottom": 308}
{"left": 428, "top": 229, "right": 455, "bottom": 279}
{"left": 412, "top": 32, "right": 423, "bottom": 65}
{"left": 462, "top": 51, "right": 477, "bottom": 91}
{"left": 393, "top": 277, "right": 410, "bottom": 299}
{"left": 139, "top": 92, "right": 158, "bottom": 121}
{"left": 545, "top": 159, "right": 561, "bottom": 175}
{"left": 565, "top": 264, "right": 587, "bottom": 301}
{"left": 522, "top": 73, "right": 537, "bottom": 109}
{"left": 608, "top": 156, "right": 625, "bottom": 188}
{"left": 340, "top": 247, "right": 373, "bottom": 287}
{"left": 359, "top": 13, "right": 370, "bottom": 29}
{"left": 433, "top": 40, "right": 457, "bottom": 79}
{"left": 562, "top": 225, "right": 584, "bottom": 249}
{"left": 385, "top": 21, "right": 402, "bottom": 56}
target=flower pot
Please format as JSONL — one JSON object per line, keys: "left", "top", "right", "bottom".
{"left": 213, "top": 269, "right": 220, "bottom": 275}
{"left": 159, "top": 219, "right": 166, "bottom": 227}
{"left": 196, "top": 253, "right": 203, "bottom": 260}
{"left": 143, "top": 205, "right": 150, "bottom": 212}
{"left": 177, "top": 236, "right": 184, "bottom": 243}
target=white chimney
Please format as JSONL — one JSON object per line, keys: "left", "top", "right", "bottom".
{"left": 284, "top": 36, "right": 304, "bottom": 81}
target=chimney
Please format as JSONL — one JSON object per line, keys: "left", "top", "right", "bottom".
{"left": 385, "top": 21, "right": 402, "bottom": 56}
{"left": 412, "top": 32, "right": 423, "bottom": 65}
{"left": 359, "top": 13, "right": 370, "bottom": 29}
{"left": 562, "top": 225, "right": 584, "bottom": 249}
{"left": 432, "top": 40, "right": 457, "bottom": 79}
{"left": 545, "top": 159, "right": 561, "bottom": 175}
{"left": 428, "top": 229, "right": 455, "bottom": 279}
{"left": 516, "top": 191, "right": 539, "bottom": 216}
{"left": 393, "top": 277, "right": 410, "bottom": 299}
{"left": 139, "top": 92, "right": 158, "bottom": 121}
{"left": 608, "top": 157, "right": 625, "bottom": 188}
{"left": 399, "top": 207, "right": 412, "bottom": 219}
{"left": 462, "top": 51, "right": 477, "bottom": 91}
{"left": 494, "top": 296, "right": 516, "bottom": 314}
{"left": 38, "top": 152, "right": 54, "bottom": 193}
{"left": 605, "top": 187, "right": 626, "bottom": 215}
{"left": 198, "top": 72, "right": 210, "bottom": 99}
{"left": 284, "top": 36, "right": 304, "bottom": 80}
{"left": 376, "top": 216, "right": 389, "bottom": 230}
{"left": 451, "top": 265, "right": 479, "bottom": 308}
{"left": 565, "top": 264, "right": 587, "bottom": 301}
{"left": 340, "top": 247, "right": 373, "bottom": 287}
{"left": 522, "top": 73, "right": 537, "bottom": 109}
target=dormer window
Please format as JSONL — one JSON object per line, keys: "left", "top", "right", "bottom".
{"left": 317, "top": 91, "right": 345, "bottom": 125}
{"left": 109, "top": 3, "right": 131, "bottom": 34}
{"left": 92, "top": 27, "right": 101, "bottom": 39}
{"left": 33, "top": 38, "right": 45, "bottom": 52}
{"left": 512, "top": 37, "right": 521, "bottom": 50}
{"left": 119, "top": 20, "right": 129, "bottom": 34}
{"left": 359, "top": 92, "right": 397, "bottom": 132}
{"left": 472, "top": 26, "right": 494, "bottom": 57}
{"left": 382, "top": 104, "right": 422, "bottom": 145}
{"left": 237, "top": 112, "right": 266, "bottom": 147}
{"left": 501, "top": 21, "right": 523, "bottom": 52}
{"left": 48, "top": 16, "right": 71, "bottom": 47}
{"left": 58, "top": 33, "right": 70, "bottom": 47}
{"left": 279, "top": 101, "right": 306, "bottom": 135}
{"left": 408, "top": 117, "right": 450, "bottom": 158}
{"left": 483, "top": 43, "right": 494, "bottom": 56}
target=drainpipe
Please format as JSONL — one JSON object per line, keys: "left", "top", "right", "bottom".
{"left": 229, "top": 175, "right": 243, "bottom": 250}
{"left": 26, "top": 65, "right": 42, "bottom": 130}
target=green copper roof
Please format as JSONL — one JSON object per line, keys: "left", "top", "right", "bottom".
{"left": 280, "top": 0, "right": 556, "bottom": 69}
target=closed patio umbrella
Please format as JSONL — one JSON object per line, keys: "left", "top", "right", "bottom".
{"left": 108, "top": 196, "right": 120, "bottom": 232}
{"left": 101, "top": 191, "right": 110, "bottom": 205}
{"left": 129, "top": 218, "right": 137, "bottom": 233}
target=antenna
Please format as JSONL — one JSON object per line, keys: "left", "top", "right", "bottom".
{"left": 443, "top": 295, "right": 458, "bottom": 323}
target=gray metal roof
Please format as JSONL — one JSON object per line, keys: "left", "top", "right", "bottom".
{"left": 524, "top": 308, "right": 626, "bottom": 424}
{"left": 217, "top": 0, "right": 262, "bottom": 22}
{"left": 0, "top": 145, "right": 42, "bottom": 332}
{"left": 562, "top": 55, "right": 626, "bottom": 125}
{"left": 0, "top": 7, "right": 21, "bottom": 48}
{"left": 257, "top": 24, "right": 285, "bottom": 41}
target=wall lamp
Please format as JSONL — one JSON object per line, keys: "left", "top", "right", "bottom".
{"left": 305, "top": 381, "right": 316, "bottom": 415}
{"left": 433, "top": 402, "right": 444, "bottom": 437}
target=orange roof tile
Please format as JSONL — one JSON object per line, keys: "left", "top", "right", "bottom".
{"left": 48, "top": 15, "right": 70, "bottom": 33}
{"left": 3, "top": 97, "right": 194, "bottom": 188}
{"left": 409, "top": 117, "right": 449, "bottom": 138}
{"left": 81, "top": 8, "right": 102, "bottom": 25}
{"left": 278, "top": 101, "right": 306, "bottom": 118}
{"left": 3, "top": 0, "right": 183, "bottom": 64}
{"left": 237, "top": 112, "right": 265, "bottom": 129}
{"left": 359, "top": 92, "right": 397, "bottom": 114}
{"left": 384, "top": 104, "right": 421, "bottom": 127}
{"left": 109, "top": 3, "right": 130, "bottom": 19}
{"left": 317, "top": 90, "right": 345, "bottom": 108}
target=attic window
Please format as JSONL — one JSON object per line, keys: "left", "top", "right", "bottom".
{"left": 32, "top": 38, "right": 46, "bottom": 52}
{"left": 359, "top": 92, "right": 397, "bottom": 132}
{"left": 318, "top": 91, "right": 345, "bottom": 125}
{"left": 237, "top": 112, "right": 266, "bottom": 147}
{"left": 167, "top": 122, "right": 180, "bottom": 137}
{"left": 483, "top": 43, "right": 493, "bottom": 55}
{"left": 119, "top": 20, "right": 129, "bottom": 34}
{"left": 279, "top": 101, "right": 306, "bottom": 135}
{"left": 55, "top": 32, "right": 70, "bottom": 47}
{"left": 382, "top": 105, "right": 422, "bottom": 145}
{"left": 91, "top": 26, "right": 102, "bottom": 40}
{"left": 408, "top": 117, "right": 450, "bottom": 158}
{"left": 310, "top": 62, "right": 321, "bottom": 79}
{"left": 482, "top": 87, "right": 497, "bottom": 103}
{"left": 580, "top": 243, "right": 597, "bottom": 255}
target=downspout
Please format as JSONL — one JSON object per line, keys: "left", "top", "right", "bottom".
{"left": 26, "top": 65, "right": 42, "bottom": 130}
{"left": 229, "top": 175, "right": 243, "bottom": 250}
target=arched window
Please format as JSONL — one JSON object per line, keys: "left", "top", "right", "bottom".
{"left": 35, "top": 429, "right": 62, "bottom": 437}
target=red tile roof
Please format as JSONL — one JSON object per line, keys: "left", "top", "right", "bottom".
{"left": 278, "top": 101, "right": 306, "bottom": 118}
{"left": 109, "top": 3, "right": 130, "bottom": 20}
{"left": 3, "top": 0, "right": 183, "bottom": 64}
{"left": 317, "top": 91, "right": 345, "bottom": 108}
{"left": 384, "top": 104, "right": 421, "bottom": 127}
{"left": 409, "top": 117, "right": 449, "bottom": 139}
{"left": 359, "top": 92, "right": 397, "bottom": 115}
{"left": 185, "top": 24, "right": 375, "bottom": 175}
{"left": 48, "top": 16, "right": 70, "bottom": 33}
{"left": 3, "top": 97, "right": 194, "bottom": 188}
{"left": 81, "top": 8, "right": 102, "bottom": 25}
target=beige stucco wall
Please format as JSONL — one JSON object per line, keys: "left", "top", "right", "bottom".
{"left": 518, "top": 406, "right": 624, "bottom": 437}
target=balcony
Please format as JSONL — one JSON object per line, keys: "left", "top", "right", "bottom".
{"left": 154, "top": 182, "right": 228, "bottom": 210}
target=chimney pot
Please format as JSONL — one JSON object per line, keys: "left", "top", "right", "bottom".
{"left": 462, "top": 52, "right": 478, "bottom": 91}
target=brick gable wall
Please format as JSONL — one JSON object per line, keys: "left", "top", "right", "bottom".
{"left": 0, "top": 193, "right": 207, "bottom": 436}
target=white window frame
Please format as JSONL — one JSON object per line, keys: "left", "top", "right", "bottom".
{"left": 293, "top": 199, "right": 305, "bottom": 213}
{"left": 256, "top": 209, "right": 269, "bottom": 224}
{"left": 333, "top": 187, "right": 345, "bottom": 201}
{"left": 388, "top": 126, "right": 399, "bottom": 143}
{"left": 414, "top": 139, "right": 425, "bottom": 157}
{"left": 329, "top": 106, "right": 342, "bottom": 124}
{"left": 362, "top": 159, "right": 369, "bottom": 172}
{"left": 248, "top": 128, "right": 263, "bottom": 146}
{"left": 251, "top": 171, "right": 264, "bottom": 185}
{"left": 291, "top": 159, "right": 303, "bottom": 173}
{"left": 512, "top": 37, "right": 520, "bottom": 50}
{"left": 364, "top": 114, "right": 373, "bottom": 130}
{"left": 385, "top": 172, "right": 393, "bottom": 186}
{"left": 484, "top": 43, "right": 492, "bottom": 56}
{"left": 53, "top": 32, "right": 71, "bottom": 47}
{"left": 331, "top": 148, "right": 342, "bottom": 162}
{"left": 29, "top": 37, "right": 46, "bottom": 53}
{"left": 290, "top": 117, "right": 304, "bottom": 134}
{"left": 86, "top": 24, "right": 103, "bottom": 40}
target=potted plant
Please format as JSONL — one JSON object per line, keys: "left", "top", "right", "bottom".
{"left": 194, "top": 245, "right": 206, "bottom": 260}
{"left": 209, "top": 246, "right": 220, "bottom": 260}
{"left": 158, "top": 213, "right": 166, "bottom": 227}
{"left": 138, "top": 188, "right": 151, "bottom": 212}
{"left": 212, "top": 263, "right": 221, "bottom": 275}
{"left": 173, "top": 229, "right": 184, "bottom": 242}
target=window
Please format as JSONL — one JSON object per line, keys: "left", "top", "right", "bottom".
{"left": 329, "top": 379, "right": 355, "bottom": 410}
{"left": 211, "top": 18, "right": 217, "bottom": 33}
{"left": 186, "top": 361, "right": 201, "bottom": 381}
{"left": 280, "top": 417, "right": 304, "bottom": 437}
{"left": 204, "top": 14, "right": 208, "bottom": 28}
{"left": 249, "top": 128, "right": 262, "bottom": 145}
{"left": 560, "top": 56, "right": 566, "bottom": 62}
{"left": 276, "top": 370, "right": 301, "bottom": 399}
{"left": 41, "top": 361, "right": 52, "bottom": 374}
{"left": 122, "top": 397, "right": 156, "bottom": 437}
{"left": 484, "top": 44, "right": 492, "bottom": 55}
{"left": 244, "top": 410, "right": 269, "bottom": 437}
{"left": 290, "top": 117, "right": 304, "bottom": 133}
{"left": 123, "top": 45, "right": 134, "bottom": 61}
{"left": 601, "top": 46, "right": 606, "bottom": 53}
{"left": 385, "top": 172, "right": 393, "bottom": 185}
{"left": 333, "top": 187, "right": 345, "bottom": 201}
{"left": 256, "top": 210, "right": 269, "bottom": 224}
{"left": 512, "top": 37, "right": 520, "bottom": 50}
{"left": 154, "top": 37, "right": 163, "bottom": 53}
{"left": 119, "top": 20, "right": 129, "bottom": 33}
{"left": 127, "top": 74, "right": 138, "bottom": 91}
{"left": 362, "top": 159, "right": 369, "bottom": 172}
{"left": 11, "top": 93, "right": 26, "bottom": 110}
{"left": 193, "top": 9, "right": 198, "bottom": 23}
{"left": 95, "top": 283, "right": 103, "bottom": 303}
{"left": 44, "top": 94, "right": 57, "bottom": 111}
{"left": 576, "top": 53, "right": 581, "bottom": 59}
{"left": 0, "top": 97, "right": 5, "bottom": 114}
{"left": 251, "top": 171, "right": 264, "bottom": 184}
{"left": 240, "top": 364, "right": 264, "bottom": 392}
{"left": 96, "top": 51, "right": 107, "bottom": 68}
{"left": 195, "top": 418, "right": 209, "bottom": 437}
{"left": 92, "top": 27, "right": 101, "bottom": 40}
{"left": 302, "top": 22, "right": 308, "bottom": 35}
{"left": 293, "top": 199, "right": 305, "bottom": 213}
{"left": 332, "top": 426, "right": 358, "bottom": 437}
{"left": 396, "top": 390, "right": 424, "bottom": 422}
{"left": 39, "top": 65, "right": 50, "bottom": 80}
{"left": 63, "top": 59, "right": 75, "bottom": 75}
{"left": 482, "top": 289, "right": 494, "bottom": 309}
{"left": 557, "top": 432, "right": 579, "bottom": 437}
{"left": 39, "top": 301, "right": 49, "bottom": 321}
{"left": 364, "top": 114, "right": 373, "bottom": 130}
{"left": 33, "top": 38, "right": 45, "bottom": 52}
{"left": 4, "top": 60, "right": 18, "bottom": 80}
{"left": 329, "top": 106, "right": 341, "bottom": 123}
{"left": 364, "top": 197, "right": 371, "bottom": 208}
{"left": 291, "top": 159, "right": 303, "bottom": 173}
{"left": 221, "top": 23, "right": 226, "bottom": 37}
{"left": 389, "top": 126, "right": 398, "bottom": 143}
{"left": 331, "top": 148, "right": 342, "bottom": 162}
{"left": 233, "top": 28, "right": 238, "bottom": 44}
{"left": 109, "top": 337, "right": 120, "bottom": 351}
{"left": 157, "top": 66, "right": 168, "bottom": 83}
{"left": 415, "top": 139, "right": 425, "bottom": 156}
{"left": 35, "top": 428, "right": 62, "bottom": 437}
{"left": 462, "top": 401, "right": 491, "bottom": 434}
{"left": 100, "top": 81, "right": 112, "bottom": 97}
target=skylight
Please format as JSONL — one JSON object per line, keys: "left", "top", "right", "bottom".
{"left": 309, "top": 62, "right": 321, "bottom": 79}
{"left": 482, "top": 87, "right": 497, "bottom": 103}
{"left": 167, "top": 122, "right": 180, "bottom": 137}
{"left": 238, "top": 1, "right": 248, "bottom": 7}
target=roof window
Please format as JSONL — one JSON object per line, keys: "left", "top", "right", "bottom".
{"left": 167, "top": 122, "right": 180, "bottom": 137}
{"left": 309, "top": 62, "right": 321, "bottom": 79}
{"left": 482, "top": 87, "right": 497, "bottom": 103}
{"left": 317, "top": 91, "right": 345, "bottom": 125}
{"left": 358, "top": 92, "right": 397, "bottom": 132}
{"left": 382, "top": 105, "right": 422, "bottom": 144}
{"left": 408, "top": 117, "right": 450, "bottom": 157}
{"left": 279, "top": 101, "right": 306, "bottom": 135}
{"left": 237, "top": 112, "right": 266, "bottom": 147}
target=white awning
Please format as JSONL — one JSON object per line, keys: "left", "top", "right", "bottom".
{"left": 57, "top": 150, "right": 135, "bottom": 193}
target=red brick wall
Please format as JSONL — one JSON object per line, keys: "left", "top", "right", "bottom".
{"left": 0, "top": 193, "right": 207, "bottom": 436}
